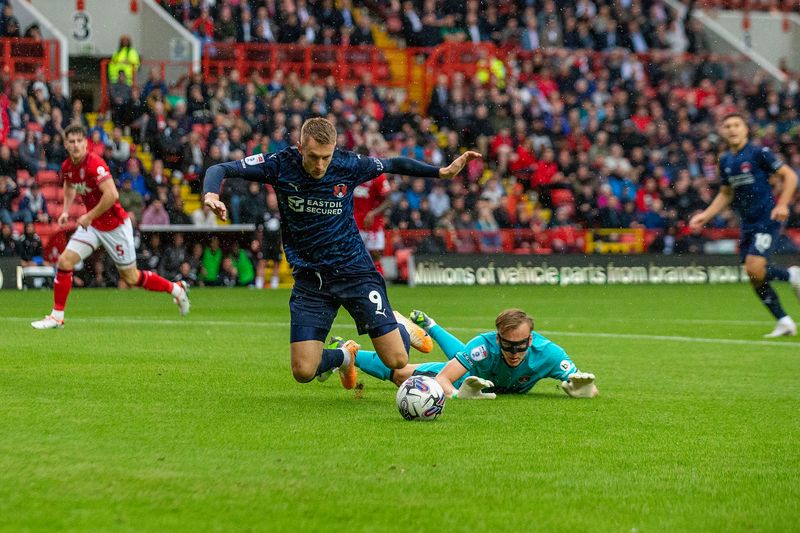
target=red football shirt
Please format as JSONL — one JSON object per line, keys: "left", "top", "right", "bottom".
{"left": 61, "top": 152, "right": 128, "bottom": 231}
{"left": 353, "top": 174, "right": 390, "bottom": 231}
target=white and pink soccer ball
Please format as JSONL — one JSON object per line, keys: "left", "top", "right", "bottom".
{"left": 396, "top": 375, "right": 446, "bottom": 421}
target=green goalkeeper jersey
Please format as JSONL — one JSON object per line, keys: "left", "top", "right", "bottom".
{"left": 453, "top": 332, "right": 577, "bottom": 394}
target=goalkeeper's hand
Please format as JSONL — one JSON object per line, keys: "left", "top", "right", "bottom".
{"left": 453, "top": 376, "right": 496, "bottom": 400}
{"left": 560, "top": 372, "right": 598, "bottom": 398}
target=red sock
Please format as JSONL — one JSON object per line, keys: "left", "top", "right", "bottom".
{"left": 136, "top": 270, "right": 174, "bottom": 294}
{"left": 374, "top": 260, "right": 384, "bottom": 276}
{"left": 53, "top": 269, "right": 73, "bottom": 311}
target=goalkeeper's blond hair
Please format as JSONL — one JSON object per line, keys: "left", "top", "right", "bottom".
{"left": 495, "top": 309, "right": 534, "bottom": 335}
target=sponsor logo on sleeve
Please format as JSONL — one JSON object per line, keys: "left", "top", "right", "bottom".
{"left": 245, "top": 154, "right": 265, "bottom": 166}
{"left": 560, "top": 360, "right": 572, "bottom": 372}
{"left": 470, "top": 345, "right": 488, "bottom": 362}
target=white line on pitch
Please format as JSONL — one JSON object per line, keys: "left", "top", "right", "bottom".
{"left": 5, "top": 317, "right": 797, "bottom": 348}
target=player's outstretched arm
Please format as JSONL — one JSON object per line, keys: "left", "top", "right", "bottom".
{"left": 203, "top": 157, "right": 277, "bottom": 222}
{"left": 688, "top": 186, "right": 733, "bottom": 230}
{"left": 438, "top": 151, "right": 482, "bottom": 179}
{"left": 435, "top": 358, "right": 468, "bottom": 398}
{"left": 381, "top": 151, "right": 482, "bottom": 180}
{"left": 560, "top": 372, "right": 599, "bottom": 399}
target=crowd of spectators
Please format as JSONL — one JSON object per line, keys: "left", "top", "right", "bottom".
{"left": 1, "top": 0, "right": 800, "bottom": 268}
{"left": 160, "top": 0, "right": 375, "bottom": 47}
{"left": 389, "top": 0, "right": 709, "bottom": 54}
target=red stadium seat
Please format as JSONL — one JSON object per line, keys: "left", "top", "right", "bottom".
{"left": 41, "top": 185, "right": 63, "bottom": 202}
{"left": 16, "top": 169, "right": 31, "bottom": 184}
{"left": 4, "top": 137, "right": 20, "bottom": 151}
{"left": 36, "top": 170, "right": 60, "bottom": 185}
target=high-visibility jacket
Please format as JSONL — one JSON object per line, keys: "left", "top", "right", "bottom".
{"left": 108, "top": 46, "right": 141, "bottom": 86}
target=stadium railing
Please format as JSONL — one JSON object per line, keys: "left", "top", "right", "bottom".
{"left": 95, "top": 41, "right": 750, "bottom": 117}
{"left": 0, "top": 38, "right": 60, "bottom": 81}
{"left": 200, "top": 42, "right": 406, "bottom": 87}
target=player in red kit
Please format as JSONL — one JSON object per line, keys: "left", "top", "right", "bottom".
{"left": 31, "top": 124, "right": 190, "bottom": 329}
{"left": 353, "top": 172, "right": 391, "bottom": 275}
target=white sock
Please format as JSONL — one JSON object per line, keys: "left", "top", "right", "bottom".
{"left": 270, "top": 275, "right": 279, "bottom": 289}
{"left": 255, "top": 276, "right": 264, "bottom": 289}
{"left": 779, "top": 316, "right": 795, "bottom": 326}
{"left": 789, "top": 267, "right": 800, "bottom": 284}
{"left": 51, "top": 310, "right": 64, "bottom": 321}
{"left": 170, "top": 283, "right": 183, "bottom": 298}
{"left": 340, "top": 347, "right": 351, "bottom": 368}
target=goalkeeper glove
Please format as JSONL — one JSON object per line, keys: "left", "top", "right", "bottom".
{"left": 452, "top": 376, "right": 496, "bottom": 400}
{"left": 560, "top": 372, "right": 598, "bottom": 398}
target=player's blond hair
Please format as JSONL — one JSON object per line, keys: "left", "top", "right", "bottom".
{"left": 300, "top": 117, "right": 337, "bottom": 146}
{"left": 495, "top": 309, "right": 534, "bottom": 335}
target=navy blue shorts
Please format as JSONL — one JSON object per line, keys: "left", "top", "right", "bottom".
{"left": 740, "top": 221, "right": 781, "bottom": 262}
{"left": 289, "top": 268, "right": 398, "bottom": 343}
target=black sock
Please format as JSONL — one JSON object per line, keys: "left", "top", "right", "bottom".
{"left": 398, "top": 324, "right": 411, "bottom": 354}
{"left": 766, "top": 265, "right": 790, "bottom": 282}
{"left": 755, "top": 282, "right": 787, "bottom": 320}
{"left": 316, "top": 348, "right": 345, "bottom": 376}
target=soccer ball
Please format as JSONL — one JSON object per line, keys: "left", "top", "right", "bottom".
{"left": 396, "top": 375, "right": 446, "bottom": 421}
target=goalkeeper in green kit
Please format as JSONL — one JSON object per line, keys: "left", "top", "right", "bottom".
{"left": 342, "top": 308, "right": 598, "bottom": 399}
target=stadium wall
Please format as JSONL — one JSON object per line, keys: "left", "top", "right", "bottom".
{"left": 23, "top": 0, "right": 199, "bottom": 78}
{"left": 706, "top": 12, "right": 800, "bottom": 73}
{"left": 9, "top": 0, "right": 70, "bottom": 92}
{"left": 409, "top": 254, "right": 800, "bottom": 287}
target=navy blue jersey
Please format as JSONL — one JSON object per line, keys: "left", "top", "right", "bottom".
{"left": 718, "top": 143, "right": 784, "bottom": 227}
{"left": 204, "top": 147, "right": 439, "bottom": 273}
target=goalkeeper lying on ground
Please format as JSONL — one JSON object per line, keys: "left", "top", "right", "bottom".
{"left": 340, "top": 308, "right": 598, "bottom": 399}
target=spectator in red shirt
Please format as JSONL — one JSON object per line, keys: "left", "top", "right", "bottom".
{"left": 531, "top": 147, "right": 558, "bottom": 189}
{"left": 191, "top": 6, "right": 214, "bottom": 42}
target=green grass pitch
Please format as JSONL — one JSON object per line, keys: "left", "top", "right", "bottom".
{"left": 1, "top": 284, "right": 798, "bottom": 531}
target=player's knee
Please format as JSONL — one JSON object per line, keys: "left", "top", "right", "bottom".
{"left": 120, "top": 268, "right": 139, "bottom": 286}
{"left": 291, "top": 361, "right": 317, "bottom": 383}
{"left": 57, "top": 253, "right": 75, "bottom": 270}
{"left": 382, "top": 351, "right": 408, "bottom": 370}
{"left": 745, "top": 264, "right": 766, "bottom": 283}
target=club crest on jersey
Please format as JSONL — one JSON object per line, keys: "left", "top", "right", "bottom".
{"left": 740, "top": 162, "right": 751, "bottom": 173}
{"left": 333, "top": 184, "right": 347, "bottom": 198}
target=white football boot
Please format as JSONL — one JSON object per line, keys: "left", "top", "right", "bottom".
{"left": 174, "top": 281, "right": 191, "bottom": 316}
{"left": 31, "top": 315, "right": 64, "bottom": 329}
{"left": 764, "top": 316, "right": 797, "bottom": 338}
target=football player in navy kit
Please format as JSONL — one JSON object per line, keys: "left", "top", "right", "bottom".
{"left": 203, "top": 118, "right": 481, "bottom": 385}
{"left": 690, "top": 113, "right": 800, "bottom": 337}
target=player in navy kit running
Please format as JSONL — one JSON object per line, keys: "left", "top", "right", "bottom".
{"left": 203, "top": 118, "right": 481, "bottom": 385}
{"left": 690, "top": 113, "right": 800, "bottom": 337}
